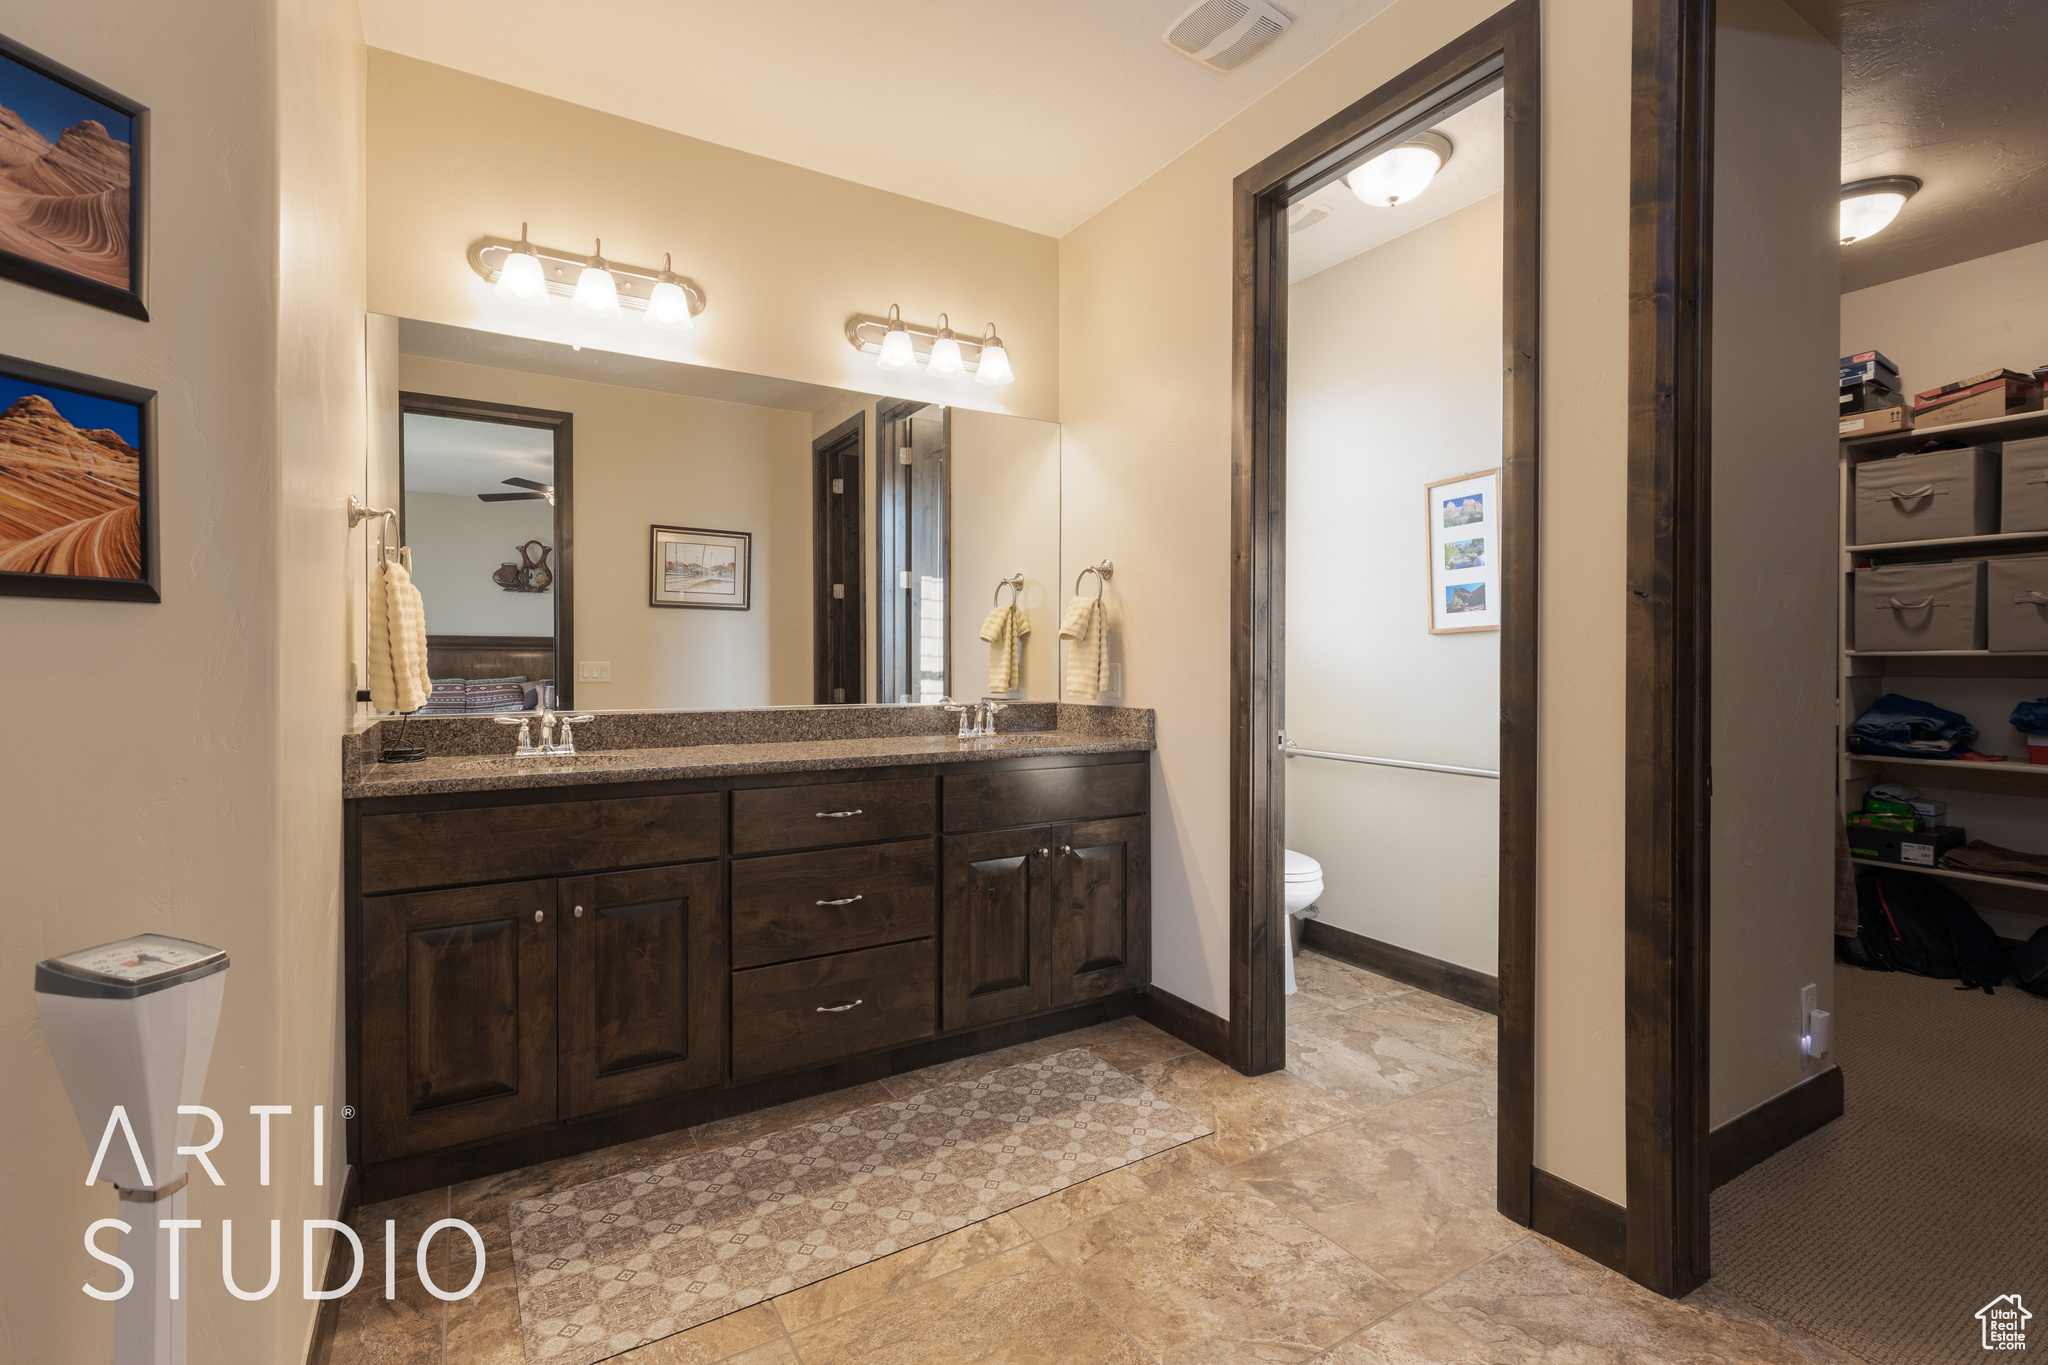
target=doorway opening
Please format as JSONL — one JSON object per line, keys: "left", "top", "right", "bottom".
{"left": 876, "top": 400, "right": 951, "bottom": 703}
{"left": 1230, "top": 0, "right": 1540, "bottom": 1232}
{"left": 812, "top": 411, "right": 865, "bottom": 704}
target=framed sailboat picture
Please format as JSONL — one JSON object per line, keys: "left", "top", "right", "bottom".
{"left": 1426, "top": 468, "right": 1499, "bottom": 634}
{"left": 650, "top": 524, "right": 751, "bottom": 610}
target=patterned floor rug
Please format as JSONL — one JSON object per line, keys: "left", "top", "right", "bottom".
{"left": 508, "top": 1046, "right": 1211, "bottom": 1363}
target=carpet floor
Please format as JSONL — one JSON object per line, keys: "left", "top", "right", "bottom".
{"left": 1711, "top": 962, "right": 2048, "bottom": 1365}
{"left": 508, "top": 1046, "right": 1208, "bottom": 1364}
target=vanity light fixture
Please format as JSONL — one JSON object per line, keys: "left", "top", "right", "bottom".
{"left": 1840, "top": 176, "right": 1920, "bottom": 245}
{"left": 975, "top": 324, "right": 1014, "bottom": 387}
{"left": 848, "top": 307, "right": 1015, "bottom": 386}
{"left": 926, "top": 314, "right": 967, "bottom": 379}
{"left": 645, "top": 253, "right": 694, "bottom": 330}
{"left": 572, "top": 240, "right": 624, "bottom": 316}
{"left": 467, "top": 232, "right": 707, "bottom": 321}
{"left": 876, "top": 304, "right": 918, "bottom": 371}
{"left": 1346, "top": 130, "right": 1452, "bottom": 208}
{"left": 493, "top": 223, "right": 551, "bottom": 306}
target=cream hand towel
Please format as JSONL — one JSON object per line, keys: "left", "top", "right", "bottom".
{"left": 1060, "top": 596, "right": 1109, "bottom": 697}
{"left": 980, "top": 603, "right": 1030, "bottom": 693}
{"left": 368, "top": 552, "right": 432, "bottom": 714}
{"left": 398, "top": 546, "right": 433, "bottom": 705}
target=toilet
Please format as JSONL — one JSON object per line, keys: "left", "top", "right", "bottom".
{"left": 1282, "top": 849, "right": 1325, "bottom": 995}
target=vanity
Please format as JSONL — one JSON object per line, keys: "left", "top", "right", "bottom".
{"left": 342, "top": 704, "right": 1152, "bottom": 1200}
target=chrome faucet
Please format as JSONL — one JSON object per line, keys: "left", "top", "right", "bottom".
{"left": 496, "top": 703, "right": 594, "bottom": 756}
{"left": 944, "top": 702, "right": 980, "bottom": 738}
{"left": 980, "top": 700, "right": 1008, "bottom": 735}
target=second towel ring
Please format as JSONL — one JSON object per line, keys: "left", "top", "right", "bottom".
{"left": 993, "top": 572, "right": 1024, "bottom": 606}
{"left": 1074, "top": 560, "right": 1114, "bottom": 600}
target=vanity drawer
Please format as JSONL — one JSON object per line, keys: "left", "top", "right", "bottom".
{"left": 942, "top": 761, "right": 1146, "bottom": 831}
{"left": 730, "top": 939, "right": 935, "bottom": 1081}
{"left": 731, "top": 839, "right": 937, "bottom": 969}
{"left": 359, "top": 794, "right": 721, "bottom": 894}
{"left": 731, "top": 777, "right": 935, "bottom": 855}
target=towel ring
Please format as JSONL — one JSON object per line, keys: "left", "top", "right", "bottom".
{"left": 1074, "top": 560, "right": 1114, "bottom": 600}
{"left": 992, "top": 572, "right": 1024, "bottom": 607}
{"left": 348, "top": 494, "right": 400, "bottom": 563}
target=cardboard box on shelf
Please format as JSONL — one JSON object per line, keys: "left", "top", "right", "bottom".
{"left": 1842, "top": 380, "right": 1903, "bottom": 415}
{"left": 1916, "top": 380, "right": 2043, "bottom": 430}
{"left": 1840, "top": 405, "right": 1912, "bottom": 438}
{"left": 1842, "top": 350, "right": 1899, "bottom": 386}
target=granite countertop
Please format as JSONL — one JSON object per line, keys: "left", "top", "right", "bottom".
{"left": 344, "top": 703, "right": 1154, "bottom": 799}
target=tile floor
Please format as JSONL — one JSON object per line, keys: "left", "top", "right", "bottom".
{"left": 322, "top": 952, "right": 1867, "bottom": 1365}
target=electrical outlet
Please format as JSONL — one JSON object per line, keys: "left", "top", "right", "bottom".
{"left": 578, "top": 660, "right": 612, "bottom": 682}
{"left": 1106, "top": 663, "right": 1123, "bottom": 696}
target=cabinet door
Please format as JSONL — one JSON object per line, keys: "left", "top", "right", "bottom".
{"left": 361, "top": 880, "right": 558, "bottom": 1162}
{"left": 1050, "top": 816, "right": 1149, "bottom": 1006}
{"left": 941, "top": 827, "right": 1053, "bottom": 1029}
{"left": 559, "top": 862, "right": 725, "bottom": 1116}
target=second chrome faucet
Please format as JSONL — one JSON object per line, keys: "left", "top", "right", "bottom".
{"left": 943, "top": 699, "right": 1008, "bottom": 739}
{"left": 495, "top": 701, "right": 595, "bottom": 757}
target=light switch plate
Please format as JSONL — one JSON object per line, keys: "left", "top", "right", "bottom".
{"left": 1106, "top": 663, "right": 1123, "bottom": 696}
{"left": 579, "top": 660, "right": 613, "bottom": 682}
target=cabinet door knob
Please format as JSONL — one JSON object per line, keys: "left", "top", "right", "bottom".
{"left": 574, "top": 905, "right": 584, "bottom": 918}
{"left": 1060, "top": 845, "right": 1073, "bottom": 856}
{"left": 815, "top": 998, "right": 864, "bottom": 1013}
{"left": 1038, "top": 847, "right": 1050, "bottom": 858}
{"left": 816, "top": 895, "right": 864, "bottom": 906}
{"left": 534, "top": 910, "right": 544, "bottom": 923}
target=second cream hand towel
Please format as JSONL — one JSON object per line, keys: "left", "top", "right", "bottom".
{"left": 980, "top": 603, "right": 1029, "bottom": 694}
{"left": 1060, "top": 596, "right": 1108, "bottom": 697}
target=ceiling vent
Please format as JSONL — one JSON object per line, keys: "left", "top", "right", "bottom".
{"left": 1164, "top": 0, "right": 1293, "bottom": 73}
{"left": 1286, "top": 198, "right": 1333, "bottom": 233}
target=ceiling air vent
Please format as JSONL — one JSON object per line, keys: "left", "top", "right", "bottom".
{"left": 1286, "top": 199, "right": 1333, "bottom": 233}
{"left": 1164, "top": 0, "right": 1293, "bottom": 73}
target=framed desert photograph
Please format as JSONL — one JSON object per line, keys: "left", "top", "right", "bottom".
{"left": 0, "top": 34, "right": 148, "bottom": 319}
{"left": 0, "top": 353, "right": 158, "bottom": 601}
{"left": 650, "top": 524, "right": 750, "bottom": 610}
{"left": 1426, "top": 467, "right": 1499, "bottom": 634}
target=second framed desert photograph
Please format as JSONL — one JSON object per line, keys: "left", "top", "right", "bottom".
{"left": 1426, "top": 467, "right": 1499, "bottom": 634}
{"left": 650, "top": 524, "right": 750, "bottom": 610}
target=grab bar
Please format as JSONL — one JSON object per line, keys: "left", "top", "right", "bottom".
{"left": 1281, "top": 740, "right": 1498, "bottom": 780}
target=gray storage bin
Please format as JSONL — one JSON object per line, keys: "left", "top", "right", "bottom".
{"left": 2002, "top": 437, "right": 2048, "bottom": 533}
{"left": 1987, "top": 557, "right": 2048, "bottom": 652}
{"left": 1853, "top": 447, "right": 1999, "bottom": 545}
{"left": 1853, "top": 561, "right": 1986, "bottom": 651}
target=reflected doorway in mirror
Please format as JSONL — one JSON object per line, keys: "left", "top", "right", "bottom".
{"left": 650, "top": 524, "right": 751, "bottom": 610}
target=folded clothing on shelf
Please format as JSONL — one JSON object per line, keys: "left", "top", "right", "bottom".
{"left": 1940, "top": 840, "right": 2048, "bottom": 883}
{"left": 1849, "top": 692, "right": 1979, "bottom": 758}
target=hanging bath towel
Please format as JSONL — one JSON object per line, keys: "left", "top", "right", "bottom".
{"left": 367, "top": 549, "right": 432, "bottom": 714}
{"left": 979, "top": 603, "right": 1030, "bottom": 694}
{"left": 1060, "top": 596, "right": 1109, "bottom": 697}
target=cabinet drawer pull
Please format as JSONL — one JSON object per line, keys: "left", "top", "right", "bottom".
{"left": 815, "top": 809, "right": 864, "bottom": 818}
{"left": 815, "top": 895, "right": 865, "bottom": 906}
{"left": 574, "top": 905, "right": 584, "bottom": 917}
{"left": 815, "top": 998, "right": 865, "bottom": 1013}
{"left": 534, "top": 910, "right": 544, "bottom": 923}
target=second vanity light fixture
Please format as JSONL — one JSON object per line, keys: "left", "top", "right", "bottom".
{"left": 470, "top": 225, "right": 706, "bottom": 330}
{"left": 847, "top": 306, "right": 1015, "bottom": 386}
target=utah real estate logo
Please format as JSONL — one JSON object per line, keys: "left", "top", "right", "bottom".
{"left": 1979, "top": 1295, "right": 2031, "bottom": 1351}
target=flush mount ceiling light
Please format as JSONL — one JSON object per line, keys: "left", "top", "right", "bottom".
{"left": 572, "top": 240, "right": 623, "bottom": 316}
{"left": 467, "top": 232, "right": 707, "bottom": 321}
{"left": 492, "top": 223, "right": 550, "bottom": 306}
{"left": 1346, "top": 130, "right": 1453, "bottom": 208}
{"left": 1840, "top": 176, "right": 1921, "bottom": 245}
{"left": 847, "top": 308, "right": 1015, "bottom": 386}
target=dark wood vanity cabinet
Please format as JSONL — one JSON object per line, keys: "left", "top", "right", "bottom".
{"left": 346, "top": 751, "right": 1148, "bottom": 1197}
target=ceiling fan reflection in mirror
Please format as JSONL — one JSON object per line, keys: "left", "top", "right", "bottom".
{"left": 478, "top": 477, "right": 555, "bottom": 504}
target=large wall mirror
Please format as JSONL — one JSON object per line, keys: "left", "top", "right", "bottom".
{"left": 365, "top": 316, "right": 1061, "bottom": 714}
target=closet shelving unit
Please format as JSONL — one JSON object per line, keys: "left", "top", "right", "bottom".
{"left": 1840, "top": 406, "right": 2048, "bottom": 925}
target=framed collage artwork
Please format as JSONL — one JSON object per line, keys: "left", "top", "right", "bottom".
{"left": 1426, "top": 468, "right": 1500, "bottom": 635}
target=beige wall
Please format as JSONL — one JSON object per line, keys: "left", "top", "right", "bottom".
{"left": 398, "top": 354, "right": 811, "bottom": 710}
{"left": 1708, "top": 0, "right": 1842, "bottom": 1129}
{"left": 1285, "top": 193, "right": 1504, "bottom": 975}
{"left": 367, "top": 50, "right": 1060, "bottom": 425}
{"left": 2, "top": 0, "right": 364, "bottom": 1358}
{"left": 1059, "top": 0, "right": 1635, "bottom": 1202}
{"left": 951, "top": 408, "right": 1063, "bottom": 703}
{"left": 1840, "top": 235, "right": 2048, "bottom": 397}
{"left": 405, "top": 491, "right": 555, "bottom": 636}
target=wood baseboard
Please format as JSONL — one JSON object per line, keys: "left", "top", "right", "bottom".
{"left": 1529, "top": 1167, "right": 1627, "bottom": 1273}
{"left": 304, "top": 1166, "right": 360, "bottom": 1365}
{"left": 1709, "top": 1065, "right": 1844, "bottom": 1189}
{"left": 1137, "top": 983, "right": 1229, "bottom": 1063}
{"left": 1299, "top": 920, "right": 1500, "bottom": 1015}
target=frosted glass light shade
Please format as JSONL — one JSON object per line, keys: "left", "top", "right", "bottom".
{"left": 974, "top": 341, "right": 1014, "bottom": 386}
{"left": 1840, "top": 191, "right": 1906, "bottom": 244}
{"left": 494, "top": 248, "right": 550, "bottom": 306}
{"left": 573, "top": 263, "right": 622, "bottom": 315}
{"left": 1347, "top": 143, "right": 1443, "bottom": 208}
{"left": 927, "top": 334, "right": 966, "bottom": 379}
{"left": 646, "top": 278, "right": 694, "bottom": 329}
{"left": 877, "top": 327, "right": 917, "bottom": 370}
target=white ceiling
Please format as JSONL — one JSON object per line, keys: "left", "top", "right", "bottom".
{"left": 357, "top": 0, "right": 1401, "bottom": 237}
{"left": 402, "top": 412, "right": 555, "bottom": 497}
{"left": 1287, "top": 90, "right": 1504, "bottom": 283}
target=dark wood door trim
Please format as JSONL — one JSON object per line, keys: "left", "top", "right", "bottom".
{"left": 398, "top": 390, "right": 576, "bottom": 707}
{"left": 813, "top": 411, "right": 865, "bottom": 703}
{"left": 1228, "top": 0, "right": 1541, "bottom": 1227}
{"left": 1624, "top": 0, "right": 1715, "bottom": 1298}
